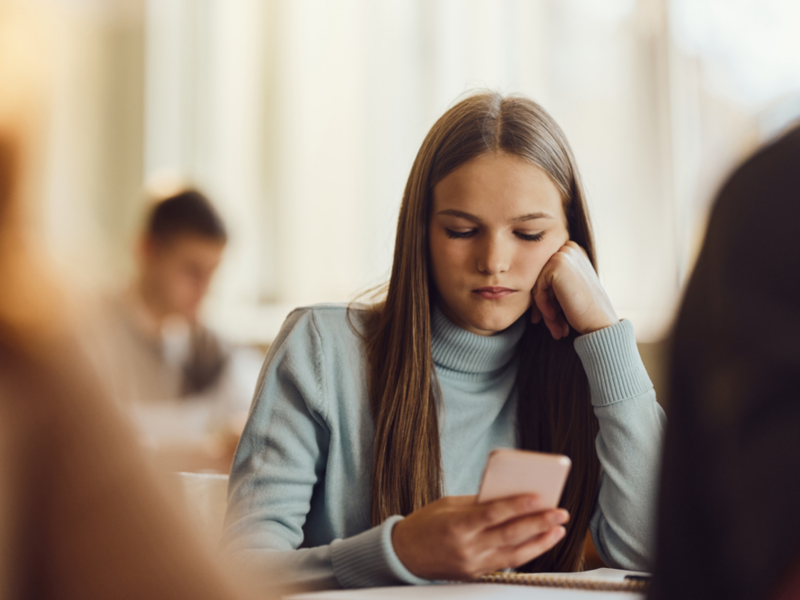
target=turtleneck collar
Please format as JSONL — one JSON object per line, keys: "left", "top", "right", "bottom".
{"left": 431, "top": 303, "right": 527, "bottom": 380}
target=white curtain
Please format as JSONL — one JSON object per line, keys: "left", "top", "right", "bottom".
{"left": 42, "top": 0, "right": 800, "bottom": 343}
{"left": 143, "top": 0, "right": 681, "bottom": 342}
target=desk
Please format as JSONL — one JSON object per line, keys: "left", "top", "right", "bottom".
{"left": 287, "top": 569, "right": 648, "bottom": 600}
{"left": 288, "top": 583, "right": 644, "bottom": 599}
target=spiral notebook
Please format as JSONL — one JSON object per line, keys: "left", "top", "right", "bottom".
{"left": 287, "top": 568, "right": 650, "bottom": 599}
{"left": 478, "top": 567, "right": 650, "bottom": 593}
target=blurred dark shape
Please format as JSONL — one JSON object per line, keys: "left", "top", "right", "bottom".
{"left": 0, "top": 4, "right": 256, "bottom": 596}
{"left": 776, "top": 562, "right": 800, "bottom": 600}
{"left": 0, "top": 325, "right": 252, "bottom": 599}
{"left": 650, "top": 127, "right": 800, "bottom": 599}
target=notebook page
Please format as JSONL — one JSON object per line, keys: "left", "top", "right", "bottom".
{"left": 287, "top": 581, "right": 646, "bottom": 600}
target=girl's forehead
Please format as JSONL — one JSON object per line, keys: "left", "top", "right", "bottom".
{"left": 431, "top": 153, "right": 565, "bottom": 218}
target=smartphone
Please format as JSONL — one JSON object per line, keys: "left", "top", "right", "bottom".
{"left": 476, "top": 448, "right": 571, "bottom": 507}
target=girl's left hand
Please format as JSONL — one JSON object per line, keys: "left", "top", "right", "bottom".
{"left": 530, "top": 241, "right": 618, "bottom": 340}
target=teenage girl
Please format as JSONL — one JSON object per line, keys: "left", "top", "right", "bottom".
{"left": 223, "top": 92, "right": 666, "bottom": 589}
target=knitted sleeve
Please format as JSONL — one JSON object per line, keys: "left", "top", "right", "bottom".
{"left": 574, "top": 319, "right": 666, "bottom": 571}
{"left": 221, "top": 308, "right": 427, "bottom": 590}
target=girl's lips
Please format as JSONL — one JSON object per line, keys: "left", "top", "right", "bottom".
{"left": 472, "top": 287, "right": 516, "bottom": 300}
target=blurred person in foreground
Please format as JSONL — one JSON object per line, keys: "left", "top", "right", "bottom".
{"left": 0, "top": 2, "right": 260, "bottom": 598}
{"left": 650, "top": 126, "right": 800, "bottom": 599}
{"left": 99, "top": 190, "right": 261, "bottom": 471}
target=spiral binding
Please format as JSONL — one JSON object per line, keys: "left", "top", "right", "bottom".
{"left": 478, "top": 571, "right": 649, "bottom": 593}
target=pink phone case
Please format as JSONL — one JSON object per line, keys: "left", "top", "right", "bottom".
{"left": 476, "top": 448, "right": 572, "bottom": 507}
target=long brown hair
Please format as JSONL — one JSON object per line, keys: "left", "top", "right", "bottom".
{"left": 364, "top": 92, "right": 600, "bottom": 572}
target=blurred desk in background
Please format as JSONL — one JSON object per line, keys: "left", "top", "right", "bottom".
{"left": 133, "top": 400, "right": 243, "bottom": 474}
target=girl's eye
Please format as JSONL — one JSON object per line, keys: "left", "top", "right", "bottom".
{"left": 515, "top": 231, "right": 545, "bottom": 242}
{"left": 445, "top": 229, "right": 477, "bottom": 239}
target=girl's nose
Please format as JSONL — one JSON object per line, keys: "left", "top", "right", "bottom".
{"left": 476, "top": 236, "right": 511, "bottom": 275}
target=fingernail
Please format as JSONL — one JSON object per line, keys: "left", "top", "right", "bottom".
{"left": 555, "top": 526, "right": 566, "bottom": 540}
{"left": 550, "top": 510, "right": 568, "bottom": 525}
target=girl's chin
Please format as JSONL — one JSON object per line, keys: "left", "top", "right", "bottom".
{"left": 462, "top": 310, "right": 528, "bottom": 336}
{"left": 436, "top": 296, "right": 529, "bottom": 336}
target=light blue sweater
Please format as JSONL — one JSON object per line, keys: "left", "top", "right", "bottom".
{"left": 223, "top": 303, "right": 665, "bottom": 589}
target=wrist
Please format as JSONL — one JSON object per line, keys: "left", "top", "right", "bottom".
{"left": 579, "top": 315, "right": 619, "bottom": 336}
{"left": 391, "top": 518, "right": 419, "bottom": 577}
{"left": 573, "top": 319, "right": 653, "bottom": 407}
{"left": 330, "top": 516, "right": 429, "bottom": 587}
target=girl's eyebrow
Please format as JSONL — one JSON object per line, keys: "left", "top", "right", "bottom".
{"left": 437, "top": 209, "right": 481, "bottom": 223}
{"left": 437, "top": 209, "right": 554, "bottom": 223}
{"left": 512, "top": 212, "right": 554, "bottom": 222}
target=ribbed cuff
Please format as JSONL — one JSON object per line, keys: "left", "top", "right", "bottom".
{"left": 330, "top": 516, "right": 430, "bottom": 588}
{"left": 573, "top": 319, "right": 653, "bottom": 407}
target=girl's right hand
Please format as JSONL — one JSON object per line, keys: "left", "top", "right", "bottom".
{"left": 391, "top": 494, "right": 568, "bottom": 580}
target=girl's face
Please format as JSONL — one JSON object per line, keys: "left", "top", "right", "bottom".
{"left": 429, "top": 152, "right": 569, "bottom": 336}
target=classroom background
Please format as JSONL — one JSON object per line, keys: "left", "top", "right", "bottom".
{"left": 20, "top": 0, "right": 800, "bottom": 470}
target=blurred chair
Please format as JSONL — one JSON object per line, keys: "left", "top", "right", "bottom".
{"left": 177, "top": 472, "right": 229, "bottom": 544}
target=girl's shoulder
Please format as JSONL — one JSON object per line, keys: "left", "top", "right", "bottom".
{"left": 273, "top": 302, "right": 370, "bottom": 356}
{"left": 254, "top": 303, "right": 372, "bottom": 424}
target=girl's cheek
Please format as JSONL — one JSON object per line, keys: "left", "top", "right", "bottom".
{"left": 523, "top": 251, "right": 552, "bottom": 282}
{"left": 539, "top": 241, "right": 564, "bottom": 266}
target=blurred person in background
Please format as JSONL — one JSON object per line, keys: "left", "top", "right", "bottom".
{"left": 97, "top": 190, "right": 262, "bottom": 472}
{"left": 650, "top": 126, "right": 800, "bottom": 599}
{"left": 0, "top": 1, "right": 258, "bottom": 598}
{"left": 121, "top": 189, "right": 229, "bottom": 402}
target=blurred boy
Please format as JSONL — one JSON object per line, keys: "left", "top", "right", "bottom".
{"left": 102, "top": 190, "right": 259, "bottom": 471}
{"left": 116, "top": 190, "right": 229, "bottom": 401}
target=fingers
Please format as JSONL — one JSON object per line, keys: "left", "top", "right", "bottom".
{"left": 399, "top": 494, "right": 569, "bottom": 581}
{"left": 532, "top": 276, "right": 557, "bottom": 323}
{"left": 467, "top": 494, "right": 542, "bottom": 529}
{"left": 445, "top": 495, "right": 480, "bottom": 507}
{"left": 446, "top": 495, "right": 479, "bottom": 503}
{"left": 563, "top": 240, "right": 587, "bottom": 258}
{"left": 492, "top": 525, "right": 567, "bottom": 572}
{"left": 480, "top": 509, "right": 569, "bottom": 549}
{"left": 532, "top": 280, "right": 569, "bottom": 340}
{"left": 530, "top": 301, "right": 541, "bottom": 324}
{"left": 546, "top": 288, "right": 569, "bottom": 339}
{"left": 533, "top": 240, "right": 612, "bottom": 339}
{"left": 532, "top": 254, "right": 570, "bottom": 340}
